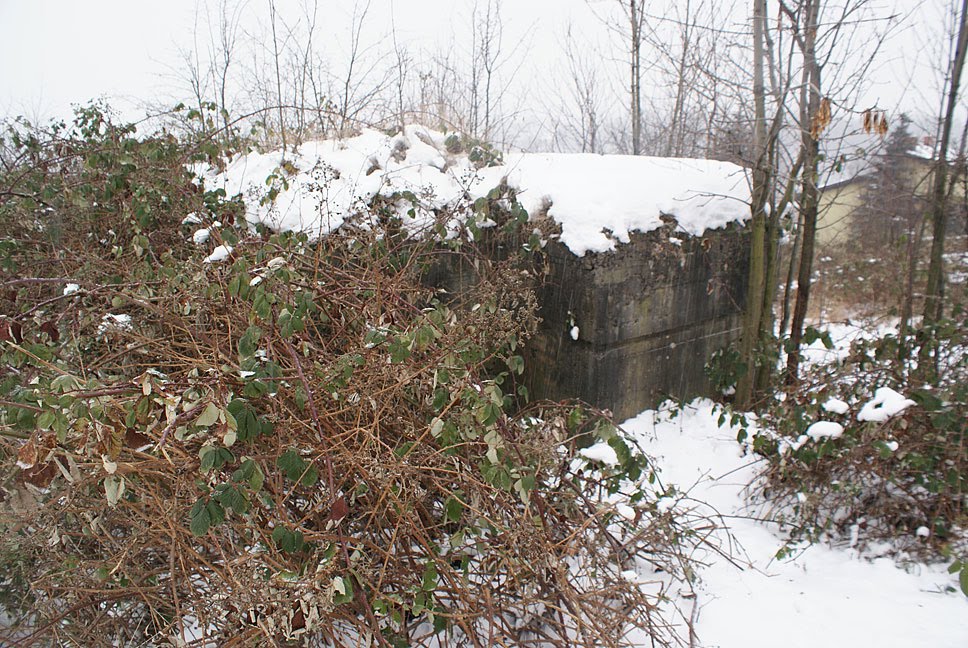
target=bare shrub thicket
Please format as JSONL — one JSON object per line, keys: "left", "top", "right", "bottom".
{"left": 0, "top": 106, "right": 709, "bottom": 646}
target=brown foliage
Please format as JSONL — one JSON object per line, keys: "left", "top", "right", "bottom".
{"left": 0, "top": 146, "right": 699, "bottom": 646}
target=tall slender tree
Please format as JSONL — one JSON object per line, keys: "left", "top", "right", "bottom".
{"left": 736, "top": 0, "right": 776, "bottom": 407}
{"left": 922, "top": 0, "right": 968, "bottom": 333}
{"left": 784, "top": 0, "right": 824, "bottom": 384}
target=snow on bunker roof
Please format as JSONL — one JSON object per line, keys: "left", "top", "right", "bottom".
{"left": 202, "top": 127, "right": 751, "bottom": 257}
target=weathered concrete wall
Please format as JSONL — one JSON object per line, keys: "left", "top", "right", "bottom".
{"left": 524, "top": 223, "right": 748, "bottom": 420}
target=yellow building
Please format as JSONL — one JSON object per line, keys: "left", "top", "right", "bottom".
{"left": 818, "top": 149, "right": 964, "bottom": 250}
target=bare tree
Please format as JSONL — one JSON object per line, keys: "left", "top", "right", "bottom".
{"left": 585, "top": 0, "right": 650, "bottom": 155}
{"left": 389, "top": 4, "right": 412, "bottom": 133}
{"left": 176, "top": 3, "right": 214, "bottom": 137}
{"left": 626, "top": 0, "right": 645, "bottom": 154}
{"left": 736, "top": 0, "right": 776, "bottom": 406}
{"left": 783, "top": 0, "right": 824, "bottom": 384}
{"left": 920, "top": 0, "right": 968, "bottom": 374}
{"left": 781, "top": 0, "right": 900, "bottom": 384}
{"left": 540, "top": 23, "right": 606, "bottom": 153}
{"left": 336, "top": 0, "right": 373, "bottom": 135}
{"left": 268, "top": 0, "right": 288, "bottom": 155}
{"left": 206, "top": 0, "right": 246, "bottom": 143}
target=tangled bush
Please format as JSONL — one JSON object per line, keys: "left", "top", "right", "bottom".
{"left": 0, "top": 108, "right": 702, "bottom": 646}
{"left": 729, "top": 314, "right": 967, "bottom": 590}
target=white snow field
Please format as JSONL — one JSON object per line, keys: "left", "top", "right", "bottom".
{"left": 621, "top": 401, "right": 968, "bottom": 648}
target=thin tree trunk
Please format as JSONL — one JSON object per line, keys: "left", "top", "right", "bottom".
{"left": 785, "top": 0, "right": 822, "bottom": 385}
{"left": 898, "top": 216, "right": 927, "bottom": 364}
{"left": 630, "top": 0, "right": 642, "bottom": 155}
{"left": 667, "top": 0, "right": 693, "bottom": 157}
{"left": 268, "top": 0, "right": 287, "bottom": 158}
{"left": 920, "top": 0, "right": 968, "bottom": 376}
{"left": 780, "top": 212, "right": 803, "bottom": 338}
{"left": 736, "top": 0, "right": 772, "bottom": 407}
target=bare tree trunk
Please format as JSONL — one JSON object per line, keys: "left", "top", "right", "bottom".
{"left": 923, "top": 0, "right": 968, "bottom": 331}
{"left": 898, "top": 216, "right": 927, "bottom": 363}
{"left": 209, "top": 0, "right": 242, "bottom": 146}
{"left": 296, "top": 0, "right": 320, "bottom": 141}
{"left": 480, "top": 0, "right": 503, "bottom": 140}
{"left": 629, "top": 0, "right": 643, "bottom": 155}
{"left": 268, "top": 0, "right": 287, "bottom": 157}
{"left": 558, "top": 24, "right": 603, "bottom": 153}
{"left": 779, "top": 212, "right": 802, "bottom": 338}
{"left": 390, "top": 7, "right": 410, "bottom": 133}
{"left": 737, "top": 0, "right": 772, "bottom": 407}
{"left": 667, "top": 0, "right": 694, "bottom": 157}
{"left": 785, "top": 0, "right": 822, "bottom": 385}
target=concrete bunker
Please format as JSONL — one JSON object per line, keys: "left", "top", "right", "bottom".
{"left": 524, "top": 221, "right": 749, "bottom": 421}
{"left": 206, "top": 127, "right": 752, "bottom": 418}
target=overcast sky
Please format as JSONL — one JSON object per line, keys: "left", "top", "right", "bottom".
{"left": 0, "top": 0, "right": 584, "bottom": 118}
{"left": 0, "top": 0, "right": 944, "bottom": 144}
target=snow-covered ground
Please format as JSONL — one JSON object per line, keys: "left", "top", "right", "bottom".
{"left": 799, "top": 317, "right": 899, "bottom": 366}
{"left": 621, "top": 400, "right": 968, "bottom": 648}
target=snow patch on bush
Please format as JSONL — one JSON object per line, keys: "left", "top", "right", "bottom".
{"left": 857, "top": 387, "right": 916, "bottom": 422}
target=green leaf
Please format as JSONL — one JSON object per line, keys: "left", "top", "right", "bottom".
{"left": 363, "top": 329, "right": 387, "bottom": 347}
{"left": 414, "top": 325, "right": 436, "bottom": 351}
{"left": 444, "top": 496, "right": 463, "bottom": 522}
{"left": 333, "top": 575, "right": 353, "bottom": 604}
{"left": 216, "top": 447, "right": 235, "bottom": 468}
{"left": 252, "top": 292, "right": 272, "bottom": 320}
{"left": 432, "top": 388, "right": 449, "bottom": 412}
{"left": 227, "top": 399, "right": 269, "bottom": 442}
{"left": 104, "top": 475, "right": 125, "bottom": 507}
{"left": 278, "top": 308, "right": 295, "bottom": 338}
{"left": 189, "top": 499, "right": 211, "bottom": 536}
{"left": 607, "top": 436, "right": 632, "bottom": 467}
{"left": 51, "top": 374, "right": 81, "bottom": 393}
{"left": 237, "top": 458, "right": 265, "bottom": 491}
{"left": 481, "top": 462, "right": 512, "bottom": 490}
{"left": 388, "top": 337, "right": 411, "bottom": 363}
{"left": 206, "top": 500, "right": 225, "bottom": 526}
{"left": 199, "top": 445, "right": 217, "bottom": 472}
{"left": 912, "top": 389, "right": 944, "bottom": 412}
{"left": 277, "top": 450, "right": 304, "bottom": 479}
{"left": 475, "top": 402, "right": 500, "bottom": 426}
{"left": 421, "top": 562, "right": 438, "bottom": 592}
{"left": 217, "top": 485, "right": 248, "bottom": 515}
{"left": 36, "top": 410, "right": 56, "bottom": 431}
{"left": 242, "top": 380, "right": 270, "bottom": 399}
{"left": 271, "top": 525, "right": 287, "bottom": 546}
{"left": 271, "top": 527, "right": 305, "bottom": 553}
{"left": 201, "top": 445, "right": 234, "bottom": 472}
{"left": 277, "top": 450, "right": 318, "bottom": 486}
{"left": 227, "top": 273, "right": 244, "bottom": 298}
{"left": 237, "top": 325, "right": 262, "bottom": 358}
{"left": 412, "top": 592, "right": 426, "bottom": 615}
{"left": 394, "top": 441, "right": 415, "bottom": 458}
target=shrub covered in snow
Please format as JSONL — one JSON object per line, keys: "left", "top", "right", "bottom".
{"left": 730, "top": 320, "right": 967, "bottom": 575}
